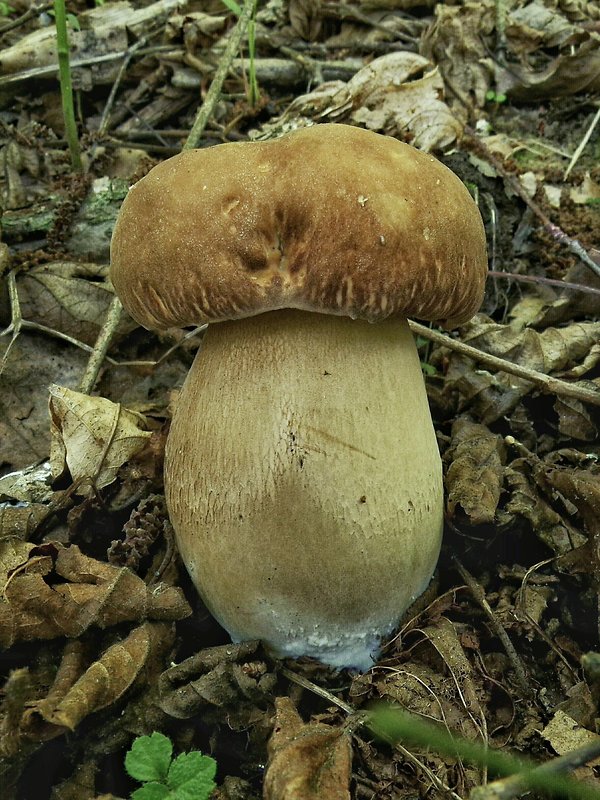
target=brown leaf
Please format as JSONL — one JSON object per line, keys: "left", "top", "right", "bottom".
{"left": 501, "top": 459, "right": 586, "bottom": 554}
{"left": 275, "top": 53, "right": 461, "bottom": 152}
{"left": 462, "top": 316, "right": 600, "bottom": 376}
{"left": 421, "top": 1, "right": 495, "bottom": 113}
{"left": 36, "top": 622, "right": 172, "bottom": 732}
{"left": 264, "top": 696, "right": 352, "bottom": 800}
{"left": 158, "top": 641, "right": 276, "bottom": 725}
{"left": 445, "top": 416, "right": 506, "bottom": 524}
{"left": 0, "top": 335, "right": 87, "bottom": 471}
{"left": 554, "top": 396, "right": 597, "bottom": 442}
{"left": 537, "top": 467, "right": 600, "bottom": 538}
{"left": 347, "top": 53, "right": 462, "bottom": 151}
{"left": 4, "top": 262, "right": 130, "bottom": 346}
{"left": 49, "top": 385, "right": 152, "bottom": 492}
{"left": 0, "top": 543, "right": 191, "bottom": 646}
{"left": 289, "top": 0, "right": 322, "bottom": 41}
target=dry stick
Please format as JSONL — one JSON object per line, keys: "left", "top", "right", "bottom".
{"left": 0, "top": 2, "right": 52, "bottom": 35}
{"left": 464, "top": 129, "right": 600, "bottom": 282}
{"left": 452, "top": 557, "right": 532, "bottom": 696}
{"left": 564, "top": 106, "right": 600, "bottom": 180}
{"left": 488, "top": 269, "right": 600, "bottom": 297}
{"left": 184, "top": 0, "right": 255, "bottom": 150}
{"left": 78, "top": 295, "right": 124, "bottom": 394}
{"left": 470, "top": 739, "right": 600, "bottom": 800}
{"left": 280, "top": 667, "right": 465, "bottom": 800}
{"left": 408, "top": 320, "right": 600, "bottom": 408}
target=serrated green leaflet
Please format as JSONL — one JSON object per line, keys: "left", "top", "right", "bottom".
{"left": 126, "top": 732, "right": 173, "bottom": 784}
{"left": 132, "top": 783, "right": 171, "bottom": 800}
{"left": 167, "top": 751, "right": 217, "bottom": 792}
{"left": 125, "top": 733, "right": 217, "bottom": 800}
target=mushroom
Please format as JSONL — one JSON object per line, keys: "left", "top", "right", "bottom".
{"left": 110, "top": 123, "right": 487, "bottom": 670}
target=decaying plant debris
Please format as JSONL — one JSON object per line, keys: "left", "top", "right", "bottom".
{"left": 1, "top": 0, "right": 599, "bottom": 797}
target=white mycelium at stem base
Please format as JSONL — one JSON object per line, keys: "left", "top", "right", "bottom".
{"left": 110, "top": 123, "right": 488, "bottom": 669}
{"left": 165, "top": 311, "right": 443, "bottom": 669}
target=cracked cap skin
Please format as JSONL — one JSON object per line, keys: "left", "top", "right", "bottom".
{"left": 110, "top": 123, "right": 488, "bottom": 330}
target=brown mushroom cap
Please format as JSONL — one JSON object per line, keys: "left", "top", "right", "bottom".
{"left": 110, "top": 123, "right": 487, "bottom": 330}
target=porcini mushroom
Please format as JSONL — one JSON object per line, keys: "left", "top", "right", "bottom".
{"left": 110, "top": 123, "right": 487, "bottom": 670}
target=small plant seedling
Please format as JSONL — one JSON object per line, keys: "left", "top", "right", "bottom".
{"left": 485, "top": 89, "right": 507, "bottom": 104}
{"left": 125, "top": 731, "right": 217, "bottom": 800}
{"left": 220, "top": 0, "right": 259, "bottom": 106}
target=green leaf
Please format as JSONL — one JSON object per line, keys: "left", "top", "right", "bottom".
{"left": 167, "top": 751, "right": 217, "bottom": 800}
{"left": 126, "top": 732, "right": 173, "bottom": 784}
{"left": 131, "top": 783, "right": 171, "bottom": 800}
{"left": 221, "top": 0, "right": 243, "bottom": 15}
{"left": 66, "top": 11, "right": 80, "bottom": 30}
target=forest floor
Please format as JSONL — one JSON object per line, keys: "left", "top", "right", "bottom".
{"left": 1, "top": 0, "right": 600, "bottom": 798}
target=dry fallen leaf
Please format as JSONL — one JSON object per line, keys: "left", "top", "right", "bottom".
{"left": 272, "top": 52, "right": 461, "bottom": 151}
{"left": 445, "top": 416, "right": 506, "bottom": 524}
{"left": 501, "top": 459, "right": 586, "bottom": 554}
{"left": 0, "top": 336, "right": 87, "bottom": 471}
{"left": 541, "top": 709, "right": 600, "bottom": 782}
{"left": 264, "top": 696, "right": 352, "bottom": 800}
{"left": 41, "top": 622, "right": 173, "bottom": 732}
{"left": 7, "top": 262, "right": 126, "bottom": 346}
{"left": 49, "top": 385, "right": 152, "bottom": 492}
{"left": 0, "top": 543, "right": 191, "bottom": 647}
{"left": 158, "top": 640, "right": 276, "bottom": 729}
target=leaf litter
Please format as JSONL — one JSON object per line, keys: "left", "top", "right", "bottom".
{"left": 1, "top": 0, "right": 600, "bottom": 797}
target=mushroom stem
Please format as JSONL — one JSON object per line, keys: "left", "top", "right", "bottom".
{"left": 165, "top": 310, "right": 443, "bottom": 669}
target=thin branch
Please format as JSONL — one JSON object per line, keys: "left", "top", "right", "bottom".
{"left": 408, "top": 320, "right": 600, "bottom": 408}
{"left": 184, "top": 0, "right": 255, "bottom": 149}
{"left": 464, "top": 129, "right": 600, "bottom": 281}
{"left": 452, "top": 556, "right": 532, "bottom": 696}
{"left": 78, "top": 295, "right": 123, "bottom": 394}
{"left": 564, "top": 106, "right": 600, "bottom": 180}
{"left": 488, "top": 270, "right": 600, "bottom": 297}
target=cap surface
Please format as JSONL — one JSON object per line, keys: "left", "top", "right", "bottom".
{"left": 110, "top": 123, "right": 487, "bottom": 329}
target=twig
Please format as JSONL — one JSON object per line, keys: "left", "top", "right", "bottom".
{"left": 280, "top": 667, "right": 465, "bottom": 800}
{"left": 470, "top": 739, "right": 600, "bottom": 800}
{"left": 488, "top": 270, "right": 600, "bottom": 297}
{"left": 452, "top": 557, "right": 532, "bottom": 696}
{"left": 184, "top": 0, "right": 255, "bottom": 149}
{"left": 564, "top": 107, "right": 600, "bottom": 180}
{"left": 78, "top": 295, "right": 123, "bottom": 394}
{"left": 0, "top": 2, "right": 52, "bottom": 35}
{"left": 408, "top": 320, "right": 600, "bottom": 408}
{"left": 99, "top": 37, "right": 148, "bottom": 136}
{"left": 464, "top": 129, "right": 600, "bottom": 281}
{"left": 280, "top": 666, "right": 354, "bottom": 713}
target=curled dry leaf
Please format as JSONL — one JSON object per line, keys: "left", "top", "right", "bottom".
{"left": 264, "top": 696, "right": 352, "bottom": 800}
{"left": 554, "top": 396, "right": 597, "bottom": 442}
{"left": 0, "top": 543, "right": 191, "bottom": 647}
{"left": 158, "top": 640, "right": 276, "bottom": 726}
{"left": 49, "top": 385, "right": 152, "bottom": 493}
{"left": 462, "top": 316, "right": 600, "bottom": 377}
{"left": 275, "top": 52, "right": 461, "bottom": 151}
{"left": 501, "top": 459, "right": 586, "bottom": 554}
{"left": 421, "top": 0, "right": 495, "bottom": 113}
{"left": 497, "top": 5, "right": 600, "bottom": 100}
{"left": 44, "top": 622, "right": 173, "bottom": 732}
{"left": 445, "top": 416, "right": 506, "bottom": 524}
{"left": 537, "top": 467, "right": 600, "bottom": 539}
